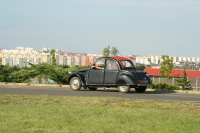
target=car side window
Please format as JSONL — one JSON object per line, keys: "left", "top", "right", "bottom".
{"left": 106, "top": 60, "right": 118, "bottom": 70}
{"left": 91, "top": 58, "right": 105, "bottom": 70}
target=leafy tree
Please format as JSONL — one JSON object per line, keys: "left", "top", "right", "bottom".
{"left": 67, "top": 65, "right": 88, "bottom": 73}
{"left": 28, "top": 63, "right": 88, "bottom": 84}
{"left": 160, "top": 55, "right": 173, "bottom": 78}
{"left": 50, "top": 49, "right": 56, "bottom": 66}
{"left": 136, "top": 64, "right": 146, "bottom": 70}
{"left": 102, "top": 45, "right": 120, "bottom": 56}
{"left": 175, "top": 68, "right": 191, "bottom": 90}
{"left": 149, "top": 83, "right": 179, "bottom": 90}
{"left": 0, "top": 61, "right": 88, "bottom": 84}
{"left": 28, "top": 63, "right": 69, "bottom": 84}
{"left": 110, "top": 47, "right": 120, "bottom": 56}
{"left": 8, "top": 68, "right": 38, "bottom": 83}
{"left": 0, "top": 65, "right": 21, "bottom": 82}
{"left": 0, "top": 65, "right": 10, "bottom": 82}
{"left": 102, "top": 45, "right": 110, "bottom": 56}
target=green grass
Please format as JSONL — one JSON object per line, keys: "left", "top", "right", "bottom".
{"left": 0, "top": 95, "right": 200, "bottom": 133}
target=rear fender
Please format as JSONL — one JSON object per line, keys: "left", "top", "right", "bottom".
{"left": 116, "top": 74, "right": 137, "bottom": 86}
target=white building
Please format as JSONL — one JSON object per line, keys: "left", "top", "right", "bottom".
{"left": 25, "top": 47, "right": 33, "bottom": 51}
{"left": 2, "top": 57, "right": 13, "bottom": 66}
{"left": 42, "top": 47, "right": 51, "bottom": 52}
{"left": 16, "top": 46, "right": 24, "bottom": 51}
{"left": 18, "top": 58, "right": 27, "bottom": 68}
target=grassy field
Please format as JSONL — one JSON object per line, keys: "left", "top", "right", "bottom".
{"left": 0, "top": 94, "right": 200, "bottom": 133}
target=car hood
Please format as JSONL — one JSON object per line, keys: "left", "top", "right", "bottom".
{"left": 76, "top": 68, "right": 90, "bottom": 72}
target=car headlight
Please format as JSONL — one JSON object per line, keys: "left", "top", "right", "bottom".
{"left": 68, "top": 71, "right": 72, "bottom": 75}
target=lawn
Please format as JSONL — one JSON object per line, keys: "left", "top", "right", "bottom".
{"left": 0, "top": 94, "right": 200, "bottom": 133}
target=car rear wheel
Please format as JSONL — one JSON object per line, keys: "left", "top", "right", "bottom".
{"left": 135, "top": 86, "right": 147, "bottom": 93}
{"left": 88, "top": 87, "right": 97, "bottom": 91}
{"left": 118, "top": 86, "right": 130, "bottom": 93}
{"left": 70, "top": 77, "right": 81, "bottom": 91}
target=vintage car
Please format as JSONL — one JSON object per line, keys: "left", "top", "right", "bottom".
{"left": 68, "top": 57, "right": 153, "bottom": 93}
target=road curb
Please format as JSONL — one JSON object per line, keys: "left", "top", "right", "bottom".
{"left": 0, "top": 82, "right": 200, "bottom": 94}
{"left": 146, "top": 89, "right": 200, "bottom": 94}
{"left": 0, "top": 82, "right": 70, "bottom": 87}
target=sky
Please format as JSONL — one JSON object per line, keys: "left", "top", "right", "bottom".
{"left": 0, "top": 0, "right": 200, "bottom": 57}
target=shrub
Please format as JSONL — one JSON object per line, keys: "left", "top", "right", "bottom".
{"left": 148, "top": 83, "right": 180, "bottom": 90}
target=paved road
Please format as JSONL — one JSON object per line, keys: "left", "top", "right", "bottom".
{"left": 0, "top": 85, "right": 200, "bottom": 102}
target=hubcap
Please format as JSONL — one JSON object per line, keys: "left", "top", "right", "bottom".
{"left": 119, "top": 86, "right": 127, "bottom": 92}
{"left": 72, "top": 79, "right": 79, "bottom": 88}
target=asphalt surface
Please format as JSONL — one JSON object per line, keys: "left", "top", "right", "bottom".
{"left": 0, "top": 84, "right": 200, "bottom": 102}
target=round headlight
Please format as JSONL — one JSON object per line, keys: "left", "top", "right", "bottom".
{"left": 68, "top": 71, "right": 72, "bottom": 75}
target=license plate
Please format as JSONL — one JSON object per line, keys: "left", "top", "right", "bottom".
{"left": 142, "top": 80, "right": 148, "bottom": 83}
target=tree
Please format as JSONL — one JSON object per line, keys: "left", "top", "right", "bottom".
{"left": 160, "top": 55, "right": 173, "bottom": 78}
{"left": 8, "top": 68, "right": 38, "bottom": 83}
{"left": 102, "top": 45, "right": 120, "bottom": 56}
{"left": 136, "top": 64, "right": 146, "bottom": 70}
{"left": 176, "top": 68, "right": 191, "bottom": 90}
{"left": 102, "top": 45, "right": 110, "bottom": 56}
{"left": 50, "top": 49, "right": 56, "bottom": 66}
{"left": 28, "top": 63, "right": 69, "bottom": 84}
{"left": 110, "top": 47, "right": 119, "bottom": 56}
{"left": 0, "top": 65, "right": 10, "bottom": 82}
{"left": 28, "top": 63, "right": 88, "bottom": 84}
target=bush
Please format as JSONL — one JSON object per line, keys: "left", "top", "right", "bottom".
{"left": 67, "top": 65, "right": 88, "bottom": 72}
{"left": 2, "top": 63, "right": 88, "bottom": 84}
{"left": 8, "top": 69, "right": 38, "bottom": 83}
{"left": 148, "top": 83, "right": 180, "bottom": 90}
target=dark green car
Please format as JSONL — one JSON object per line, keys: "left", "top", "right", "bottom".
{"left": 68, "top": 57, "right": 153, "bottom": 93}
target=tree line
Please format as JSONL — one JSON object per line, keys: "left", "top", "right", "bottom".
{"left": 0, "top": 63, "right": 87, "bottom": 85}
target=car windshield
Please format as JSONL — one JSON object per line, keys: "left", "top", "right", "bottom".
{"left": 120, "top": 60, "right": 135, "bottom": 68}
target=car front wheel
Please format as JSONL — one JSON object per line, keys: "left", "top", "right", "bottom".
{"left": 118, "top": 86, "right": 130, "bottom": 93}
{"left": 135, "top": 86, "right": 147, "bottom": 93}
{"left": 70, "top": 77, "right": 81, "bottom": 91}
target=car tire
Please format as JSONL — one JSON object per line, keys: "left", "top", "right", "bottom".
{"left": 117, "top": 86, "right": 130, "bottom": 93}
{"left": 88, "top": 87, "right": 97, "bottom": 91}
{"left": 70, "top": 77, "right": 81, "bottom": 91}
{"left": 135, "top": 86, "right": 147, "bottom": 93}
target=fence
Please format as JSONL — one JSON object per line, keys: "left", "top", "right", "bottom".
{"left": 151, "top": 76, "right": 200, "bottom": 91}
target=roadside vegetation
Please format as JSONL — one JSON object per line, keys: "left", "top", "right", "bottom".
{"left": 0, "top": 64, "right": 88, "bottom": 84}
{"left": 0, "top": 95, "right": 200, "bottom": 133}
{"left": 148, "top": 68, "right": 192, "bottom": 90}
{"left": 147, "top": 55, "right": 192, "bottom": 90}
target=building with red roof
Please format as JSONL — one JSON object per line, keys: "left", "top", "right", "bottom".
{"left": 144, "top": 68, "right": 200, "bottom": 78}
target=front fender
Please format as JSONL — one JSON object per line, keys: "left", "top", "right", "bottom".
{"left": 68, "top": 73, "right": 86, "bottom": 87}
{"left": 116, "top": 74, "right": 137, "bottom": 86}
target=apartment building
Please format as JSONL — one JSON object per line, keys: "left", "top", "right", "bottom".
{"left": 0, "top": 47, "right": 199, "bottom": 68}
{"left": 136, "top": 55, "right": 199, "bottom": 66}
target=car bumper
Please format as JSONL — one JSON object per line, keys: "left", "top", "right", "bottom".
{"left": 138, "top": 83, "right": 154, "bottom": 86}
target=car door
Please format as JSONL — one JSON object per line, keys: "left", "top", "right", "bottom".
{"left": 104, "top": 59, "right": 119, "bottom": 84}
{"left": 87, "top": 58, "right": 105, "bottom": 84}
